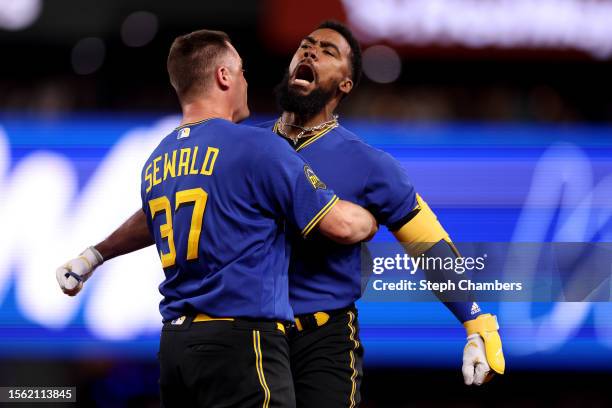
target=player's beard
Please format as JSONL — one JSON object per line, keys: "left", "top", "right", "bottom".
{"left": 274, "top": 72, "right": 336, "bottom": 118}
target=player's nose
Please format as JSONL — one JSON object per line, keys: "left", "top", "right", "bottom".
{"left": 303, "top": 48, "right": 317, "bottom": 61}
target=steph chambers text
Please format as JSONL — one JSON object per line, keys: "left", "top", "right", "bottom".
{"left": 371, "top": 279, "right": 523, "bottom": 292}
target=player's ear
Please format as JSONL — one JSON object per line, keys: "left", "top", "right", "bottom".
{"left": 339, "top": 77, "right": 353, "bottom": 97}
{"left": 216, "top": 66, "right": 231, "bottom": 90}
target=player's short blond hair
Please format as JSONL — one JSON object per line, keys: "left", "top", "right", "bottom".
{"left": 167, "top": 29, "right": 231, "bottom": 102}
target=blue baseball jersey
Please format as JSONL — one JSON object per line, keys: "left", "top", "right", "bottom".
{"left": 258, "top": 121, "right": 417, "bottom": 314}
{"left": 141, "top": 118, "right": 337, "bottom": 322}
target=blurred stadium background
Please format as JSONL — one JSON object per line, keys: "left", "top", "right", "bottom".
{"left": 1, "top": 0, "right": 612, "bottom": 406}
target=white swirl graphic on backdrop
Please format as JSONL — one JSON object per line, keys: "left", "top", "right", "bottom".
{"left": 500, "top": 143, "right": 612, "bottom": 354}
{"left": 0, "top": 117, "right": 178, "bottom": 340}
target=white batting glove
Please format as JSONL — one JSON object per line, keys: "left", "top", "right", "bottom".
{"left": 462, "top": 313, "right": 505, "bottom": 386}
{"left": 462, "top": 334, "right": 492, "bottom": 385}
{"left": 56, "top": 247, "right": 104, "bottom": 296}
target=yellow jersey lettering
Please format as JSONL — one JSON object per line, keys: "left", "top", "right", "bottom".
{"left": 200, "top": 147, "right": 219, "bottom": 176}
{"left": 189, "top": 146, "right": 200, "bottom": 175}
{"left": 144, "top": 162, "right": 153, "bottom": 193}
{"left": 178, "top": 148, "right": 191, "bottom": 176}
{"left": 163, "top": 150, "right": 177, "bottom": 180}
{"left": 152, "top": 156, "right": 162, "bottom": 186}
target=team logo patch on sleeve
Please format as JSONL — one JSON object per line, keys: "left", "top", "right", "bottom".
{"left": 304, "top": 165, "right": 327, "bottom": 190}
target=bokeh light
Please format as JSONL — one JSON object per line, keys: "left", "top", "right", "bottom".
{"left": 120, "top": 11, "right": 158, "bottom": 48}
{"left": 362, "top": 45, "right": 402, "bottom": 84}
{"left": 71, "top": 37, "right": 106, "bottom": 75}
{"left": 0, "top": 0, "right": 42, "bottom": 31}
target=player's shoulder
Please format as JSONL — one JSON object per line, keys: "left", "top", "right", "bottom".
{"left": 252, "top": 119, "right": 277, "bottom": 130}
{"left": 332, "top": 124, "right": 388, "bottom": 160}
{"left": 331, "top": 125, "right": 407, "bottom": 179}
{"left": 232, "top": 121, "right": 285, "bottom": 143}
{"left": 195, "top": 119, "right": 279, "bottom": 146}
{"left": 333, "top": 124, "right": 362, "bottom": 142}
{"left": 143, "top": 128, "right": 177, "bottom": 163}
{"left": 228, "top": 122, "right": 296, "bottom": 161}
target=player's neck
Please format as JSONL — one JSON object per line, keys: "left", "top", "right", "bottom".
{"left": 280, "top": 107, "right": 336, "bottom": 138}
{"left": 180, "top": 98, "right": 233, "bottom": 126}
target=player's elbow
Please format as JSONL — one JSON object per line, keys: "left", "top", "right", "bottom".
{"left": 323, "top": 220, "right": 355, "bottom": 244}
{"left": 318, "top": 200, "right": 377, "bottom": 244}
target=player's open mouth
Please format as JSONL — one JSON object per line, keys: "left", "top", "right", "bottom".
{"left": 292, "top": 64, "right": 316, "bottom": 87}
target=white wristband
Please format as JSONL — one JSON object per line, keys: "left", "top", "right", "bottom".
{"left": 81, "top": 246, "right": 104, "bottom": 268}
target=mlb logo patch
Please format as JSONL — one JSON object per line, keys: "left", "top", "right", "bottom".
{"left": 178, "top": 127, "right": 191, "bottom": 139}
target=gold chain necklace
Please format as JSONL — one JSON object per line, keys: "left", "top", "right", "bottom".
{"left": 277, "top": 114, "right": 339, "bottom": 145}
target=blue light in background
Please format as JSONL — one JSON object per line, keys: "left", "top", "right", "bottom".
{"left": 1, "top": 114, "right": 611, "bottom": 369}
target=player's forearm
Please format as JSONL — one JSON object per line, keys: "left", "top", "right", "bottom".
{"left": 94, "top": 209, "right": 154, "bottom": 261}
{"left": 318, "top": 200, "right": 378, "bottom": 244}
{"left": 390, "top": 196, "right": 504, "bottom": 379}
{"left": 392, "top": 194, "right": 481, "bottom": 322}
{"left": 420, "top": 241, "right": 482, "bottom": 323}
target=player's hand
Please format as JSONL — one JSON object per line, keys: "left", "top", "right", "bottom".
{"left": 56, "top": 247, "right": 104, "bottom": 296}
{"left": 461, "top": 314, "right": 505, "bottom": 386}
{"left": 462, "top": 333, "right": 493, "bottom": 385}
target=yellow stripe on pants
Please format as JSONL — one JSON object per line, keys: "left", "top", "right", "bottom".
{"left": 252, "top": 330, "right": 271, "bottom": 408}
{"left": 347, "top": 311, "right": 359, "bottom": 408}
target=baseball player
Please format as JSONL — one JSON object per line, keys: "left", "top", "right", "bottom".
{"left": 57, "top": 29, "right": 378, "bottom": 408}
{"left": 266, "top": 21, "right": 504, "bottom": 406}
{"left": 57, "top": 22, "right": 505, "bottom": 408}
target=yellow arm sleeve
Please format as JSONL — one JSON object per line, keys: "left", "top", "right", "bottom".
{"left": 392, "top": 194, "right": 456, "bottom": 257}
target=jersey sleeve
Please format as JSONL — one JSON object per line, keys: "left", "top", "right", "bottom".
{"left": 363, "top": 149, "right": 418, "bottom": 230}
{"left": 140, "top": 158, "right": 154, "bottom": 235}
{"left": 252, "top": 136, "right": 338, "bottom": 238}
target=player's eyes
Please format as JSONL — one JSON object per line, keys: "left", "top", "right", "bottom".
{"left": 323, "top": 50, "right": 333, "bottom": 56}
